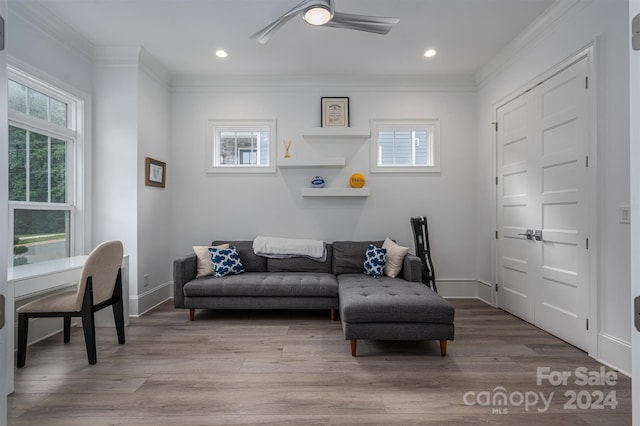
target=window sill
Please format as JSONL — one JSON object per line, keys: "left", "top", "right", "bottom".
{"left": 8, "top": 255, "right": 128, "bottom": 299}
{"left": 8, "top": 256, "right": 89, "bottom": 299}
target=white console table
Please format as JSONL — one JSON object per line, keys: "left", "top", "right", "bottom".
{"left": 5, "top": 255, "right": 129, "bottom": 395}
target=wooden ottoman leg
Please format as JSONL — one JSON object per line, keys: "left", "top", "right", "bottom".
{"left": 350, "top": 339, "right": 357, "bottom": 357}
{"left": 330, "top": 309, "right": 336, "bottom": 321}
{"left": 440, "top": 340, "right": 447, "bottom": 357}
{"left": 189, "top": 308, "right": 195, "bottom": 321}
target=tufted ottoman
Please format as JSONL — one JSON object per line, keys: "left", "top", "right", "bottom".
{"left": 338, "top": 275, "right": 455, "bottom": 356}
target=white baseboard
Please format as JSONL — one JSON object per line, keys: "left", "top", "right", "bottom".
{"left": 597, "top": 332, "right": 631, "bottom": 377}
{"left": 436, "top": 279, "right": 478, "bottom": 298}
{"left": 129, "top": 281, "right": 171, "bottom": 317}
{"left": 476, "top": 280, "right": 495, "bottom": 305}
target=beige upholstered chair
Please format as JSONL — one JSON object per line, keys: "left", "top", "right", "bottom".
{"left": 16, "top": 240, "right": 125, "bottom": 368}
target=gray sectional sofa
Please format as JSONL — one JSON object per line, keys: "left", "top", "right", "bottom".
{"left": 173, "top": 240, "right": 455, "bottom": 356}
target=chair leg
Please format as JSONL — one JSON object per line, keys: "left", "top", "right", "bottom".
{"left": 350, "top": 339, "right": 357, "bottom": 357}
{"left": 81, "top": 307, "right": 97, "bottom": 365}
{"left": 64, "top": 317, "right": 71, "bottom": 343}
{"left": 17, "top": 313, "right": 29, "bottom": 368}
{"left": 112, "top": 298, "right": 126, "bottom": 345}
{"left": 189, "top": 308, "right": 195, "bottom": 321}
{"left": 111, "top": 268, "right": 125, "bottom": 344}
{"left": 81, "top": 279, "right": 97, "bottom": 364}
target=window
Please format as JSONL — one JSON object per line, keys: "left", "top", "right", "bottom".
{"left": 8, "top": 67, "right": 84, "bottom": 266}
{"left": 206, "top": 119, "right": 276, "bottom": 173}
{"left": 370, "top": 119, "right": 440, "bottom": 173}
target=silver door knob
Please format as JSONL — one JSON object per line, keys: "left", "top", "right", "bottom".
{"left": 517, "top": 229, "right": 534, "bottom": 240}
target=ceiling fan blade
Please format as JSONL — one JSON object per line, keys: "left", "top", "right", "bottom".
{"left": 325, "top": 12, "right": 399, "bottom": 35}
{"left": 251, "top": 0, "right": 331, "bottom": 44}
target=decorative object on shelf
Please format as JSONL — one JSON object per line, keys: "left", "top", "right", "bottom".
{"left": 321, "top": 97, "right": 349, "bottom": 127}
{"left": 311, "top": 176, "right": 326, "bottom": 188}
{"left": 145, "top": 157, "right": 166, "bottom": 188}
{"left": 283, "top": 139, "right": 292, "bottom": 158}
{"left": 349, "top": 173, "right": 366, "bottom": 188}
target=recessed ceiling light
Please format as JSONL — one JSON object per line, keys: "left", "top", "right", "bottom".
{"left": 215, "top": 49, "right": 228, "bottom": 58}
{"left": 424, "top": 49, "right": 437, "bottom": 58}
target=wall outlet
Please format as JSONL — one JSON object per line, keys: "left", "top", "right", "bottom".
{"left": 143, "top": 274, "right": 149, "bottom": 288}
{"left": 620, "top": 206, "right": 631, "bottom": 224}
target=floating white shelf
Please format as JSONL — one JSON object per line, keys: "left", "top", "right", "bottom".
{"left": 302, "top": 127, "right": 370, "bottom": 139}
{"left": 278, "top": 157, "right": 345, "bottom": 168}
{"left": 301, "top": 187, "right": 371, "bottom": 197}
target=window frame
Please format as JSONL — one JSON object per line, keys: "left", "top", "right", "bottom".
{"left": 206, "top": 119, "right": 277, "bottom": 174}
{"left": 370, "top": 118, "right": 441, "bottom": 173}
{"left": 7, "top": 65, "right": 86, "bottom": 267}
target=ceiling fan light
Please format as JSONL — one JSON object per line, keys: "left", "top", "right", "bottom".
{"left": 424, "top": 49, "right": 437, "bottom": 58}
{"left": 303, "top": 6, "right": 331, "bottom": 26}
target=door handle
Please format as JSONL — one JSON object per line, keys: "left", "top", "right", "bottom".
{"left": 534, "top": 230, "right": 543, "bottom": 241}
{"left": 635, "top": 296, "right": 640, "bottom": 332}
{"left": 517, "top": 229, "right": 534, "bottom": 240}
{"left": 0, "top": 294, "right": 4, "bottom": 330}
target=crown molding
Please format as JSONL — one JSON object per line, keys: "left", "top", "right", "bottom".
{"left": 93, "top": 46, "right": 141, "bottom": 67}
{"left": 475, "top": 0, "right": 591, "bottom": 88}
{"left": 170, "top": 74, "right": 477, "bottom": 93}
{"left": 93, "top": 46, "right": 171, "bottom": 90}
{"left": 139, "top": 48, "right": 171, "bottom": 89}
{"left": 9, "top": 0, "right": 94, "bottom": 62}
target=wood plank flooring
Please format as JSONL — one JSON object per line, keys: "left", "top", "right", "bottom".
{"left": 8, "top": 299, "right": 632, "bottom": 425}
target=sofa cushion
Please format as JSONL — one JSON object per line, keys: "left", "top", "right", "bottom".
{"left": 363, "top": 244, "right": 386, "bottom": 278}
{"left": 382, "top": 238, "right": 409, "bottom": 278}
{"left": 332, "top": 240, "right": 384, "bottom": 275}
{"left": 193, "top": 244, "right": 229, "bottom": 278}
{"left": 338, "top": 274, "right": 454, "bottom": 324}
{"left": 209, "top": 246, "right": 244, "bottom": 277}
{"left": 267, "top": 244, "right": 333, "bottom": 273}
{"left": 183, "top": 272, "right": 338, "bottom": 298}
{"left": 212, "top": 240, "right": 267, "bottom": 272}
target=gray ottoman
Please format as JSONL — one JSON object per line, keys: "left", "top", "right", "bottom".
{"left": 338, "top": 275, "right": 455, "bottom": 356}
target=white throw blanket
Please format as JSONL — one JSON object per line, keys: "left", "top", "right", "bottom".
{"left": 253, "top": 236, "right": 326, "bottom": 261}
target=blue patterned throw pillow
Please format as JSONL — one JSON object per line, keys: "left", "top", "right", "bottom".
{"left": 363, "top": 244, "right": 387, "bottom": 278}
{"left": 208, "top": 246, "right": 244, "bottom": 277}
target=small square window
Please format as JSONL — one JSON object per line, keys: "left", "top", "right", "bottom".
{"left": 370, "top": 119, "right": 440, "bottom": 173}
{"left": 206, "top": 119, "right": 276, "bottom": 173}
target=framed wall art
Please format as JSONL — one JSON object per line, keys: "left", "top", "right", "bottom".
{"left": 145, "top": 157, "right": 166, "bottom": 188}
{"left": 321, "top": 97, "right": 349, "bottom": 127}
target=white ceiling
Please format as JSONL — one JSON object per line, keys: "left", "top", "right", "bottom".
{"left": 21, "top": 0, "right": 556, "bottom": 78}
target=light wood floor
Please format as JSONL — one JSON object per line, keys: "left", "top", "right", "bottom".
{"left": 8, "top": 299, "right": 631, "bottom": 425}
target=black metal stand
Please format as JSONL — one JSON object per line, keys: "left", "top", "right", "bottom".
{"left": 410, "top": 216, "right": 438, "bottom": 293}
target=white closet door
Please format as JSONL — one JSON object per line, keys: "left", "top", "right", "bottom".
{"left": 496, "top": 91, "right": 536, "bottom": 324}
{"left": 533, "top": 57, "right": 590, "bottom": 350}
{"left": 497, "top": 56, "right": 591, "bottom": 350}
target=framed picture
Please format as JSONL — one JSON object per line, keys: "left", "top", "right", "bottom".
{"left": 145, "top": 157, "right": 166, "bottom": 188}
{"left": 321, "top": 97, "right": 349, "bottom": 127}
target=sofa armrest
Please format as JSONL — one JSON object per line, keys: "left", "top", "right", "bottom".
{"left": 401, "top": 254, "right": 422, "bottom": 283}
{"left": 173, "top": 253, "right": 197, "bottom": 308}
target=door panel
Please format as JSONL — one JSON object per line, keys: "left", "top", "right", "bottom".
{"left": 497, "top": 56, "right": 590, "bottom": 350}
{"left": 497, "top": 93, "right": 535, "bottom": 323}
{"left": 535, "top": 57, "right": 590, "bottom": 349}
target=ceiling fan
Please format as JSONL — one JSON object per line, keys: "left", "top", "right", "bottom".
{"left": 250, "top": 0, "right": 400, "bottom": 44}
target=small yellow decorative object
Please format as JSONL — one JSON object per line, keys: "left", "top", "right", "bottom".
{"left": 283, "top": 140, "right": 292, "bottom": 158}
{"left": 349, "top": 173, "right": 366, "bottom": 188}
